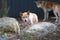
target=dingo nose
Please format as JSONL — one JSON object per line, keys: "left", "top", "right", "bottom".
{"left": 25, "top": 20, "right": 27, "bottom": 22}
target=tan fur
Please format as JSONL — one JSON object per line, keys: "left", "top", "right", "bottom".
{"left": 21, "top": 12, "right": 29, "bottom": 18}
{"left": 35, "top": 1, "right": 60, "bottom": 22}
{"left": 20, "top": 11, "right": 38, "bottom": 25}
{"left": 35, "top": 1, "right": 59, "bottom": 8}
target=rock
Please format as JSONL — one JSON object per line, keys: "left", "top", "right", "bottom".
{"left": 0, "top": 37, "right": 8, "bottom": 40}
{"left": 23, "top": 22, "right": 57, "bottom": 36}
{"left": 0, "top": 17, "right": 20, "bottom": 35}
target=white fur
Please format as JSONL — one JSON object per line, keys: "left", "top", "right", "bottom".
{"left": 29, "top": 13, "right": 38, "bottom": 24}
{"left": 22, "top": 12, "right": 38, "bottom": 25}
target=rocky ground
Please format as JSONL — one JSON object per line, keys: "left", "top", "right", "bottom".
{"left": 0, "top": 17, "right": 20, "bottom": 40}
{"left": 20, "top": 18, "right": 60, "bottom": 40}
{"left": 0, "top": 17, "right": 60, "bottom": 40}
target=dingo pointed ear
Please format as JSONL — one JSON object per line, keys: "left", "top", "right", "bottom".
{"left": 27, "top": 10, "right": 30, "bottom": 13}
{"left": 27, "top": 11, "right": 30, "bottom": 15}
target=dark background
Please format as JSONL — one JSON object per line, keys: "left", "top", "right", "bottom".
{"left": 7, "top": 0, "right": 60, "bottom": 19}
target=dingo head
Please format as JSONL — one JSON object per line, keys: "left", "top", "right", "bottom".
{"left": 35, "top": 1, "right": 43, "bottom": 8}
{"left": 20, "top": 11, "right": 30, "bottom": 22}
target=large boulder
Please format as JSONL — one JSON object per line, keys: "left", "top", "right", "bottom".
{"left": 0, "top": 17, "right": 20, "bottom": 35}
{"left": 23, "top": 22, "right": 57, "bottom": 36}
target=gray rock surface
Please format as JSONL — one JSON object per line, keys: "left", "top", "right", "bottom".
{"left": 0, "top": 17, "right": 20, "bottom": 35}
{"left": 23, "top": 22, "right": 57, "bottom": 36}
